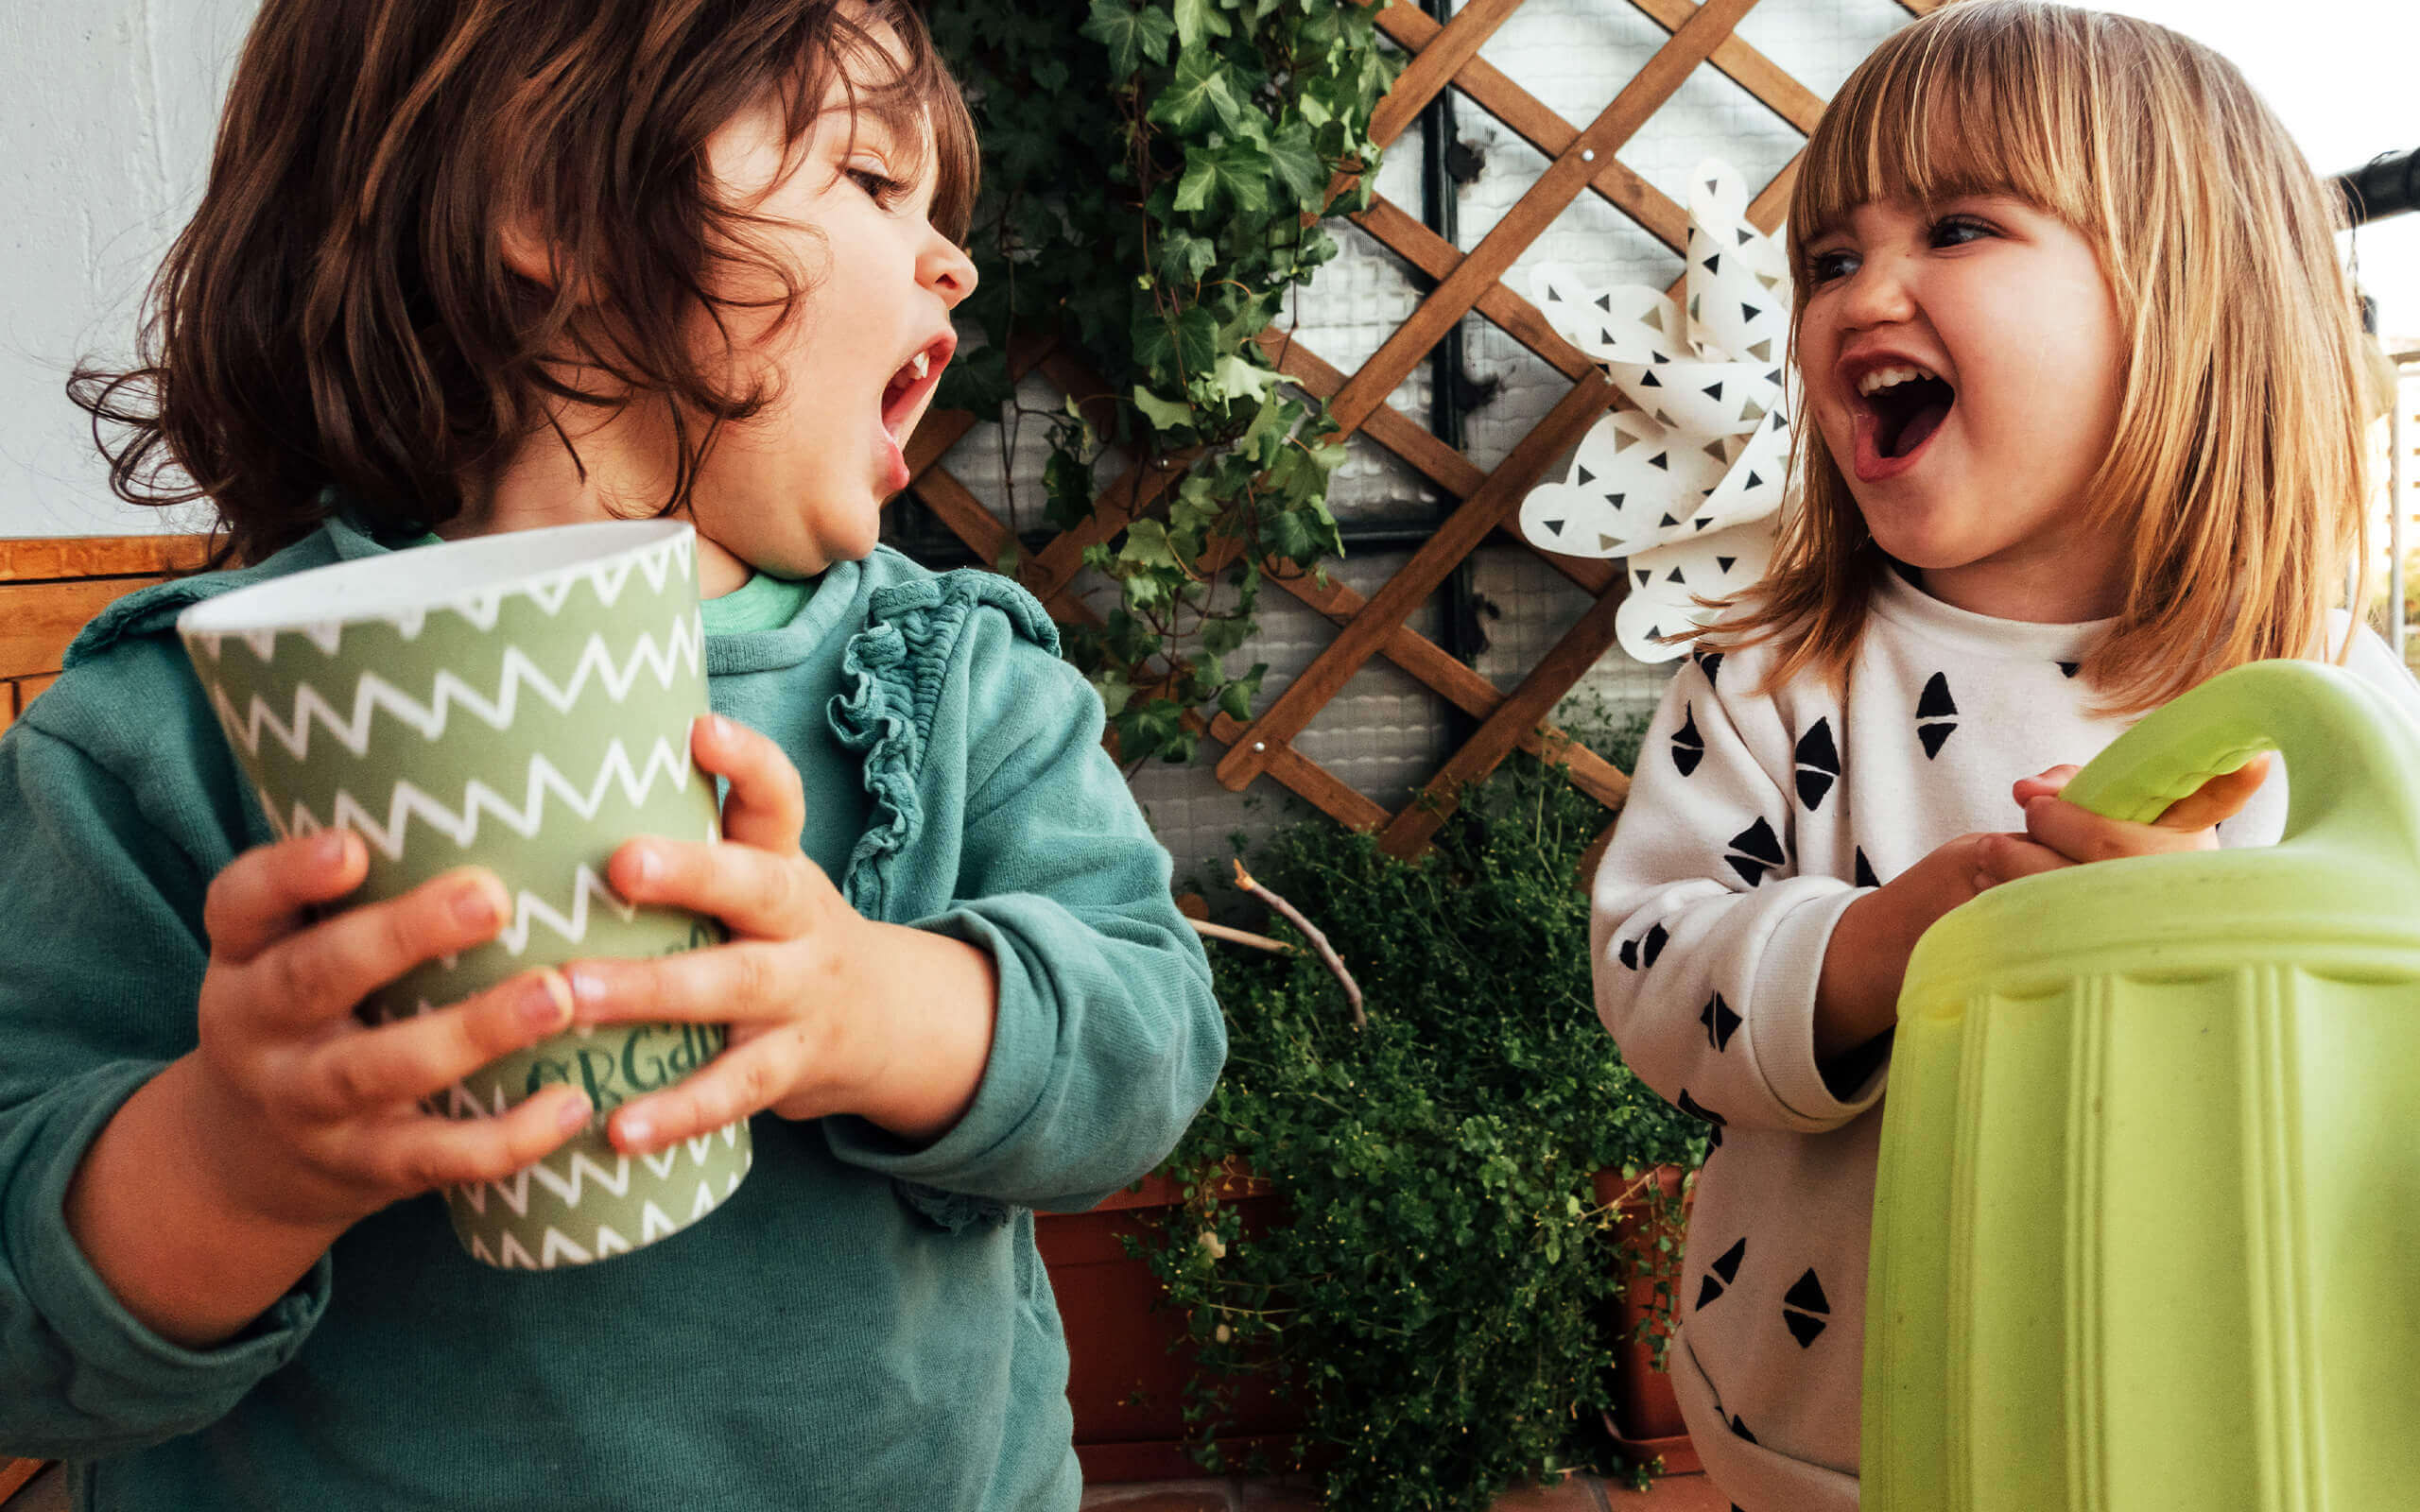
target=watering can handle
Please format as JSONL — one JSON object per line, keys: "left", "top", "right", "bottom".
{"left": 2059, "top": 660, "right": 2420, "bottom": 862}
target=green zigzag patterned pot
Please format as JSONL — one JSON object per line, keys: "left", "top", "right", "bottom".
{"left": 177, "top": 520, "right": 751, "bottom": 1270}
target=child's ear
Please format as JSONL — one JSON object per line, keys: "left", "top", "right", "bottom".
{"left": 498, "top": 214, "right": 597, "bottom": 307}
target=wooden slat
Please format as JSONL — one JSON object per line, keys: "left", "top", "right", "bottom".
{"left": 1214, "top": 369, "right": 1615, "bottom": 790}
{"left": 1374, "top": 6, "right": 1691, "bottom": 250}
{"left": 1351, "top": 197, "right": 1599, "bottom": 382}
{"left": 1257, "top": 330, "right": 1616, "bottom": 598}
{"left": 1366, "top": 0, "right": 1528, "bottom": 150}
{"left": 906, "top": 461, "right": 1388, "bottom": 832}
{"left": 1379, "top": 577, "right": 1631, "bottom": 855}
{"left": 0, "top": 1459, "right": 45, "bottom": 1501}
{"left": 0, "top": 535, "right": 206, "bottom": 582}
{"left": 0, "top": 578, "right": 165, "bottom": 681}
{"left": 1626, "top": 0, "right": 1826, "bottom": 133}
{"left": 1328, "top": 0, "right": 1762, "bottom": 437}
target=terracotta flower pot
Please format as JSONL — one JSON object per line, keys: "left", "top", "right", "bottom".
{"left": 1035, "top": 1163, "right": 1305, "bottom": 1482}
{"left": 1593, "top": 1163, "right": 1700, "bottom": 1475}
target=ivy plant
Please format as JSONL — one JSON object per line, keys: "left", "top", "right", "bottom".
{"left": 928, "top": 0, "right": 1401, "bottom": 764}
{"left": 1154, "top": 740, "right": 1708, "bottom": 1508}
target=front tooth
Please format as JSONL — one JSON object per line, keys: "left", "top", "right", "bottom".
{"left": 910, "top": 352, "right": 929, "bottom": 380}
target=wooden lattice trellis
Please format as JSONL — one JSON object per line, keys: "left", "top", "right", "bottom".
{"left": 900, "top": 0, "right": 1941, "bottom": 858}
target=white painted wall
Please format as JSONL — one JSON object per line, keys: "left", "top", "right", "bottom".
{"left": 0, "top": 0, "right": 257, "bottom": 539}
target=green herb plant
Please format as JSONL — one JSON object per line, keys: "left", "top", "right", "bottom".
{"left": 1155, "top": 746, "right": 1706, "bottom": 1508}
{"left": 929, "top": 1, "right": 1400, "bottom": 764}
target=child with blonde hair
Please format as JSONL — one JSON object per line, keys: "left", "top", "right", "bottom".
{"left": 0, "top": 2, "right": 1221, "bottom": 1507}
{"left": 1594, "top": 4, "right": 2420, "bottom": 1506}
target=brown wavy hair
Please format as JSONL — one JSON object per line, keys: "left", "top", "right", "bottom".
{"left": 1717, "top": 0, "right": 2369, "bottom": 716}
{"left": 71, "top": 0, "right": 977, "bottom": 571}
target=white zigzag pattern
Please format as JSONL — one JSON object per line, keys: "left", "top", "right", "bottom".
{"left": 207, "top": 611, "right": 702, "bottom": 762}
{"left": 453, "top": 1120, "right": 746, "bottom": 1216}
{"left": 284, "top": 735, "right": 694, "bottom": 860}
{"left": 192, "top": 536, "right": 696, "bottom": 660}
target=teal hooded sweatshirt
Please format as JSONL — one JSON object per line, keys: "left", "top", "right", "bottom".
{"left": 0, "top": 515, "right": 1224, "bottom": 1510}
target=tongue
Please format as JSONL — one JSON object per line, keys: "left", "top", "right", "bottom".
{"left": 1893, "top": 400, "right": 1950, "bottom": 458}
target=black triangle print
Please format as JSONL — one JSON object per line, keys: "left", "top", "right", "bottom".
{"left": 1711, "top": 1236, "right": 1746, "bottom": 1283}
{"left": 1603, "top": 491, "right": 1624, "bottom": 507}
{"left": 1854, "top": 847, "right": 1880, "bottom": 889}
{"left": 1766, "top": 369, "right": 1784, "bottom": 386}
{"left": 1724, "top": 816, "right": 1785, "bottom": 885}
{"left": 1645, "top": 626, "right": 1663, "bottom": 640}
{"left": 1651, "top": 352, "right": 1669, "bottom": 364}
{"left": 1794, "top": 718, "right": 1841, "bottom": 776}
{"left": 1730, "top": 816, "right": 1785, "bottom": 865}
{"left": 1649, "top": 453, "right": 1669, "bottom": 471}
{"left": 1694, "top": 518, "right": 1714, "bottom": 531}
{"left": 1635, "top": 568, "right": 1651, "bottom": 587}
{"left": 1744, "top": 471, "right": 1763, "bottom": 490}
{"left": 1541, "top": 518, "right": 1564, "bottom": 536}
{"left": 1795, "top": 768, "right": 1833, "bottom": 812}
{"left": 1916, "top": 672, "right": 1958, "bottom": 718}
{"left": 1918, "top": 721, "right": 1956, "bottom": 759}
{"left": 1703, "top": 253, "right": 1721, "bottom": 274}
{"left": 1716, "top": 557, "right": 1736, "bottom": 573}
{"left": 1741, "top": 301, "right": 1760, "bottom": 323}
{"left": 1641, "top": 369, "right": 1662, "bottom": 387}
{"left": 1547, "top": 286, "right": 1563, "bottom": 301}
{"left": 1696, "top": 1274, "right": 1726, "bottom": 1310}
{"left": 1675, "top": 1088, "right": 1726, "bottom": 1148}
{"left": 1700, "top": 991, "right": 1741, "bottom": 1051}
{"left": 1730, "top": 1415, "right": 1756, "bottom": 1444}
{"left": 1667, "top": 567, "right": 1686, "bottom": 584}
{"left": 1785, "top": 1311, "right": 1828, "bottom": 1348}
{"left": 1655, "top": 410, "right": 1675, "bottom": 427}
{"left": 1748, "top": 338, "right": 1772, "bottom": 363}
{"left": 1595, "top": 292, "right": 1612, "bottom": 312}
{"left": 1696, "top": 649, "right": 1723, "bottom": 684}
{"left": 1577, "top": 465, "right": 1594, "bottom": 485}
{"left": 1640, "top": 922, "right": 1668, "bottom": 969}
{"left": 1659, "top": 513, "right": 1681, "bottom": 528}
{"left": 1736, "top": 226, "right": 1754, "bottom": 245}
{"left": 1671, "top": 704, "right": 1703, "bottom": 776}
{"left": 1784, "top": 1268, "right": 1829, "bottom": 1314}
{"left": 1703, "top": 382, "right": 1725, "bottom": 401}
{"left": 1706, "top": 176, "right": 1721, "bottom": 196}
{"left": 1600, "top": 328, "right": 1619, "bottom": 347}
{"left": 2058, "top": 661, "right": 2081, "bottom": 679}
{"left": 1599, "top": 535, "right": 1619, "bottom": 553}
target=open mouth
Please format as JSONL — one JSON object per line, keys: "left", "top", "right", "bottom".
{"left": 1858, "top": 366, "right": 1956, "bottom": 461}
{"left": 880, "top": 339, "right": 952, "bottom": 442}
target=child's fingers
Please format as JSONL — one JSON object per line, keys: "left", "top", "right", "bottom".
{"left": 203, "top": 831, "right": 369, "bottom": 966}
{"left": 2022, "top": 795, "right": 2208, "bottom": 866}
{"left": 693, "top": 714, "right": 806, "bottom": 854}
{"left": 1972, "top": 832, "right": 2071, "bottom": 890}
{"left": 2010, "top": 764, "right": 2082, "bottom": 808}
{"left": 246, "top": 868, "right": 513, "bottom": 1037}
{"left": 347, "top": 1085, "right": 594, "bottom": 1197}
{"left": 566, "top": 939, "right": 815, "bottom": 1027}
{"left": 292, "top": 971, "right": 573, "bottom": 1121}
{"left": 607, "top": 837, "right": 835, "bottom": 940}
{"left": 604, "top": 1032, "right": 804, "bottom": 1156}
{"left": 2152, "top": 752, "right": 2273, "bottom": 831}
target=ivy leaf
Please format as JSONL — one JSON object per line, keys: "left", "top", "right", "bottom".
{"left": 1264, "top": 118, "right": 1329, "bottom": 209}
{"left": 1080, "top": 0, "right": 1175, "bottom": 78}
{"left": 1210, "top": 353, "right": 1283, "bottom": 407}
{"left": 1150, "top": 47, "right": 1246, "bottom": 135}
{"left": 1238, "top": 391, "right": 1294, "bottom": 466}
{"left": 1132, "top": 384, "right": 1195, "bottom": 433}
{"left": 1173, "top": 140, "right": 1272, "bottom": 215}
{"left": 1172, "top": 0, "right": 1234, "bottom": 53}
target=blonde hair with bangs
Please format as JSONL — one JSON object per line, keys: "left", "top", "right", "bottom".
{"left": 1719, "top": 0, "right": 2370, "bottom": 717}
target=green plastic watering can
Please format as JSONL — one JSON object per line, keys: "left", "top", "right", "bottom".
{"left": 1865, "top": 660, "right": 2420, "bottom": 1511}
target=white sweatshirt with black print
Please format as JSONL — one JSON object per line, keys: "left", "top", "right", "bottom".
{"left": 1591, "top": 568, "right": 2420, "bottom": 1512}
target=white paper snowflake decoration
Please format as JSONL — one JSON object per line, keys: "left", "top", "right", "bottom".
{"left": 1521, "top": 160, "right": 1795, "bottom": 662}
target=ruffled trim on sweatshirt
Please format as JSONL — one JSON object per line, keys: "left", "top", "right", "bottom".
{"left": 826, "top": 571, "right": 1059, "bottom": 916}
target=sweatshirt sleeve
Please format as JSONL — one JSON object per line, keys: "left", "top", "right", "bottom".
{"left": 1591, "top": 650, "right": 1882, "bottom": 1140}
{"left": 820, "top": 587, "right": 1224, "bottom": 1213}
{"left": 0, "top": 718, "right": 329, "bottom": 1459}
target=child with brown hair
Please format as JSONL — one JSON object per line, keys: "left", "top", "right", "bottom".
{"left": 0, "top": 3, "right": 1221, "bottom": 1507}
{"left": 1593, "top": 4, "right": 2420, "bottom": 1507}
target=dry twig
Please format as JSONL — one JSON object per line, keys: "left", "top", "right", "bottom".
{"left": 1232, "top": 858, "right": 1366, "bottom": 1028}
